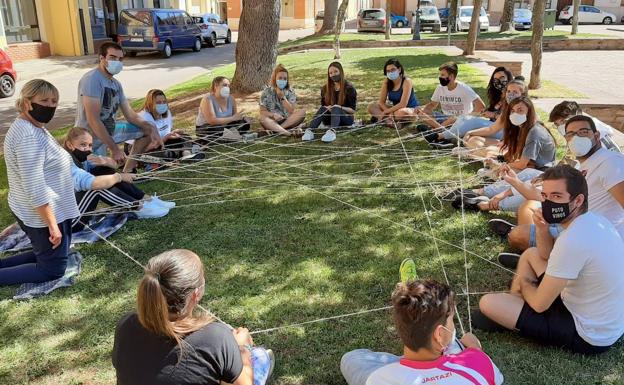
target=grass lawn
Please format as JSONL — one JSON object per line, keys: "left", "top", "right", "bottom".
{"left": 279, "top": 30, "right": 610, "bottom": 50}
{"left": 0, "top": 48, "right": 620, "bottom": 385}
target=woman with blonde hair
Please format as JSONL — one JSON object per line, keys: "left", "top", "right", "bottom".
{"left": 258, "top": 63, "right": 306, "bottom": 136}
{"left": 113, "top": 249, "right": 274, "bottom": 385}
{"left": 1, "top": 79, "right": 79, "bottom": 285}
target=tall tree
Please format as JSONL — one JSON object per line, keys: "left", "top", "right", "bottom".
{"left": 448, "top": 0, "right": 458, "bottom": 33}
{"left": 231, "top": 0, "right": 281, "bottom": 94}
{"left": 499, "top": 0, "right": 514, "bottom": 32}
{"left": 333, "top": 0, "right": 349, "bottom": 59}
{"left": 571, "top": 0, "right": 581, "bottom": 35}
{"left": 385, "top": 0, "right": 391, "bottom": 40}
{"left": 463, "top": 0, "right": 483, "bottom": 56}
{"left": 317, "top": 0, "right": 338, "bottom": 35}
{"left": 529, "top": 0, "right": 546, "bottom": 89}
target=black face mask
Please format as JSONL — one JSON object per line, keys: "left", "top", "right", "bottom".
{"left": 542, "top": 198, "right": 575, "bottom": 224}
{"left": 29, "top": 103, "right": 57, "bottom": 124}
{"left": 72, "top": 148, "right": 92, "bottom": 163}
{"left": 493, "top": 78, "right": 508, "bottom": 91}
{"left": 330, "top": 74, "right": 341, "bottom": 83}
{"left": 439, "top": 77, "right": 450, "bottom": 86}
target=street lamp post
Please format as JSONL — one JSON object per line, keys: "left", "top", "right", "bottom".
{"left": 412, "top": 0, "right": 421, "bottom": 40}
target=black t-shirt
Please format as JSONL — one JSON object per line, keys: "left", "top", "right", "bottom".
{"left": 112, "top": 313, "right": 243, "bottom": 385}
{"left": 320, "top": 81, "right": 357, "bottom": 110}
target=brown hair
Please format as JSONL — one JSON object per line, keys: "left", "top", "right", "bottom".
{"left": 137, "top": 249, "right": 214, "bottom": 352}
{"left": 142, "top": 89, "right": 167, "bottom": 118}
{"left": 324, "top": 61, "right": 346, "bottom": 106}
{"left": 99, "top": 42, "right": 123, "bottom": 58}
{"left": 565, "top": 114, "right": 597, "bottom": 133}
{"left": 391, "top": 280, "right": 455, "bottom": 351}
{"left": 211, "top": 76, "right": 228, "bottom": 94}
{"left": 62, "top": 127, "right": 90, "bottom": 151}
{"left": 271, "top": 63, "right": 290, "bottom": 90}
{"left": 501, "top": 96, "right": 538, "bottom": 163}
{"left": 541, "top": 165, "right": 589, "bottom": 213}
{"left": 438, "top": 62, "right": 458, "bottom": 77}
{"left": 549, "top": 101, "right": 582, "bottom": 123}
{"left": 15, "top": 79, "right": 59, "bottom": 114}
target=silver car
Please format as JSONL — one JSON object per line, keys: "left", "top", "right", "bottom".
{"left": 357, "top": 8, "right": 387, "bottom": 33}
{"left": 192, "top": 13, "right": 231, "bottom": 47}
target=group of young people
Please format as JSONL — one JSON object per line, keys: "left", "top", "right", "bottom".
{"left": 2, "top": 39, "right": 624, "bottom": 385}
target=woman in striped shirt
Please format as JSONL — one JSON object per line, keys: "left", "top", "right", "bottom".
{"left": 0, "top": 79, "right": 79, "bottom": 285}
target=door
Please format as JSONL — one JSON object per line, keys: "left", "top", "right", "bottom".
{"left": 182, "top": 12, "right": 197, "bottom": 46}
{"left": 586, "top": 6, "right": 602, "bottom": 23}
{"left": 391, "top": 0, "right": 406, "bottom": 18}
{"left": 578, "top": 5, "right": 589, "bottom": 23}
{"left": 215, "top": 15, "right": 227, "bottom": 38}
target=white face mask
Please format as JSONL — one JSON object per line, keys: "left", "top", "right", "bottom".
{"left": 557, "top": 123, "right": 566, "bottom": 137}
{"left": 106, "top": 59, "right": 123, "bottom": 75}
{"left": 509, "top": 112, "right": 527, "bottom": 126}
{"left": 569, "top": 135, "right": 594, "bottom": 157}
{"left": 439, "top": 325, "right": 457, "bottom": 355}
{"left": 220, "top": 86, "right": 230, "bottom": 98}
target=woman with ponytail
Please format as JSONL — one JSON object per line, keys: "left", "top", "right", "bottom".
{"left": 112, "top": 249, "right": 274, "bottom": 385}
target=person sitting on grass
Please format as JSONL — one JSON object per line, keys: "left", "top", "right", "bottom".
{"left": 302, "top": 61, "right": 357, "bottom": 143}
{"left": 259, "top": 64, "right": 307, "bottom": 137}
{"left": 476, "top": 165, "right": 624, "bottom": 355}
{"left": 64, "top": 127, "right": 173, "bottom": 230}
{"left": 367, "top": 58, "right": 419, "bottom": 126}
{"left": 416, "top": 61, "right": 485, "bottom": 146}
{"left": 113, "top": 249, "right": 275, "bottom": 385}
{"left": 340, "top": 258, "right": 503, "bottom": 385}
{"left": 487, "top": 115, "right": 624, "bottom": 267}
{"left": 196, "top": 76, "right": 251, "bottom": 143}
{"left": 425, "top": 66, "right": 513, "bottom": 149}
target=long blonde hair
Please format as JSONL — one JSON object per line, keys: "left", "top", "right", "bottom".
{"left": 137, "top": 250, "right": 214, "bottom": 351}
{"left": 142, "top": 89, "right": 167, "bottom": 119}
{"left": 15, "top": 79, "right": 59, "bottom": 113}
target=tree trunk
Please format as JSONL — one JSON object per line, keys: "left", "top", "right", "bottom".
{"left": 571, "top": 0, "right": 581, "bottom": 35}
{"left": 463, "top": 0, "right": 483, "bottom": 56}
{"left": 333, "top": 0, "right": 349, "bottom": 59}
{"left": 448, "top": 0, "right": 458, "bottom": 33}
{"left": 499, "top": 0, "right": 514, "bottom": 32}
{"left": 385, "top": 0, "right": 391, "bottom": 39}
{"left": 231, "top": 0, "right": 281, "bottom": 94}
{"left": 529, "top": 0, "right": 546, "bottom": 90}
{"left": 317, "top": 0, "right": 338, "bottom": 35}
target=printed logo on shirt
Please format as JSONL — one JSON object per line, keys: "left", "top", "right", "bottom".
{"left": 422, "top": 372, "right": 452, "bottom": 383}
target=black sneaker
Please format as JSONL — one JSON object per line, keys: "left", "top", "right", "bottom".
{"left": 369, "top": 116, "right": 379, "bottom": 124}
{"left": 488, "top": 218, "right": 515, "bottom": 237}
{"left": 442, "top": 188, "right": 478, "bottom": 201}
{"left": 416, "top": 123, "right": 430, "bottom": 133}
{"left": 430, "top": 140, "right": 455, "bottom": 150}
{"left": 452, "top": 195, "right": 488, "bottom": 211}
{"left": 498, "top": 252, "right": 520, "bottom": 269}
{"left": 424, "top": 132, "right": 440, "bottom": 143}
{"left": 471, "top": 309, "right": 508, "bottom": 333}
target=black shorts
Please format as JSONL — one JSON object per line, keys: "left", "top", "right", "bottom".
{"left": 516, "top": 275, "right": 611, "bottom": 355}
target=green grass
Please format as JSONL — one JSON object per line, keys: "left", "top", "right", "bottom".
{"left": 1, "top": 49, "right": 620, "bottom": 385}
{"left": 279, "top": 30, "right": 610, "bottom": 50}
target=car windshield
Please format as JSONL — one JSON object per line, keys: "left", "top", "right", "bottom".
{"left": 362, "top": 10, "right": 384, "bottom": 19}
{"left": 420, "top": 7, "right": 437, "bottom": 16}
{"left": 514, "top": 9, "right": 531, "bottom": 18}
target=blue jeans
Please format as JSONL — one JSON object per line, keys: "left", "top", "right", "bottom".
{"left": 440, "top": 116, "right": 498, "bottom": 141}
{"left": 529, "top": 223, "right": 563, "bottom": 247}
{"left": 92, "top": 121, "right": 145, "bottom": 156}
{"left": 251, "top": 347, "right": 273, "bottom": 385}
{"left": 483, "top": 168, "right": 544, "bottom": 212}
{"left": 340, "top": 349, "right": 400, "bottom": 385}
{"left": 0, "top": 218, "right": 73, "bottom": 285}
{"left": 310, "top": 106, "right": 354, "bottom": 129}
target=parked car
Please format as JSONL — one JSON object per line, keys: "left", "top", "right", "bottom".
{"left": 391, "top": 13, "right": 409, "bottom": 28}
{"left": 558, "top": 5, "right": 616, "bottom": 25}
{"left": 357, "top": 8, "right": 386, "bottom": 33}
{"left": 192, "top": 13, "right": 231, "bottom": 47}
{"left": 457, "top": 6, "right": 489, "bottom": 32}
{"left": 117, "top": 8, "right": 202, "bottom": 58}
{"left": 411, "top": 5, "right": 441, "bottom": 33}
{"left": 438, "top": 7, "right": 450, "bottom": 28}
{"left": 0, "top": 48, "right": 16, "bottom": 98}
{"left": 513, "top": 8, "right": 532, "bottom": 30}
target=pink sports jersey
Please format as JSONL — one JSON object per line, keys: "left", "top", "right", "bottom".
{"left": 366, "top": 348, "right": 504, "bottom": 385}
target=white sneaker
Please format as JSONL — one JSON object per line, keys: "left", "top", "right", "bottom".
{"left": 150, "top": 195, "right": 176, "bottom": 209}
{"left": 302, "top": 128, "right": 314, "bottom": 141}
{"left": 222, "top": 127, "right": 242, "bottom": 141}
{"left": 321, "top": 129, "right": 336, "bottom": 143}
{"left": 136, "top": 204, "right": 169, "bottom": 219}
{"left": 451, "top": 146, "right": 472, "bottom": 158}
{"left": 477, "top": 167, "right": 499, "bottom": 180}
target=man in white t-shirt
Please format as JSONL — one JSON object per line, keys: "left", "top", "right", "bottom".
{"left": 341, "top": 271, "right": 503, "bottom": 385}
{"left": 478, "top": 165, "right": 624, "bottom": 354}
{"left": 417, "top": 62, "right": 485, "bottom": 147}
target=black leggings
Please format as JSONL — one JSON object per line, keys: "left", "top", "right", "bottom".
{"left": 196, "top": 120, "right": 251, "bottom": 144}
{"left": 309, "top": 106, "right": 354, "bottom": 129}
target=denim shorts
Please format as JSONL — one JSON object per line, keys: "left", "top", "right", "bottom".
{"left": 92, "top": 121, "right": 144, "bottom": 156}
{"left": 528, "top": 223, "right": 563, "bottom": 247}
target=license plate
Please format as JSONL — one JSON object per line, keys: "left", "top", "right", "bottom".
{"left": 130, "top": 37, "right": 143, "bottom": 42}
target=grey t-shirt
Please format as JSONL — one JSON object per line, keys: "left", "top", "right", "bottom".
{"left": 75, "top": 68, "right": 126, "bottom": 134}
{"left": 522, "top": 123, "right": 556, "bottom": 169}
{"left": 112, "top": 313, "right": 243, "bottom": 385}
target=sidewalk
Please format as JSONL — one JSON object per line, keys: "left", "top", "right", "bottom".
{"left": 14, "top": 55, "right": 97, "bottom": 83}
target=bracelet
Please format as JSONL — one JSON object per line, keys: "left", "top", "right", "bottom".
{"left": 242, "top": 343, "right": 253, "bottom": 352}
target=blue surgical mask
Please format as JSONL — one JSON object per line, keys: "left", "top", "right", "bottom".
{"left": 276, "top": 79, "right": 288, "bottom": 90}
{"left": 387, "top": 70, "right": 400, "bottom": 81}
{"left": 106, "top": 60, "right": 123, "bottom": 75}
{"left": 220, "top": 86, "right": 230, "bottom": 98}
{"left": 155, "top": 103, "right": 168, "bottom": 115}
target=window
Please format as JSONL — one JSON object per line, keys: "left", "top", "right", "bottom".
{"left": 130, "top": 0, "right": 144, "bottom": 7}
{"left": 588, "top": 7, "right": 600, "bottom": 13}
{"left": 0, "top": 0, "right": 40, "bottom": 43}
{"left": 362, "top": 10, "right": 384, "bottom": 19}
{"left": 482, "top": 0, "right": 489, "bottom": 11}
{"left": 89, "top": 0, "right": 106, "bottom": 39}
{"left": 156, "top": 11, "right": 168, "bottom": 25}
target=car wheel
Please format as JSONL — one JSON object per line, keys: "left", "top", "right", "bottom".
{"left": 563, "top": 18, "right": 571, "bottom": 25}
{"left": 396, "top": 21, "right": 404, "bottom": 28}
{"left": 0, "top": 74, "right": 15, "bottom": 98}
{"left": 193, "top": 38, "right": 201, "bottom": 52}
{"left": 225, "top": 30, "right": 231, "bottom": 44}
{"left": 208, "top": 32, "right": 217, "bottom": 47}
{"left": 603, "top": 17, "right": 612, "bottom": 25}
{"left": 161, "top": 42, "right": 172, "bottom": 58}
